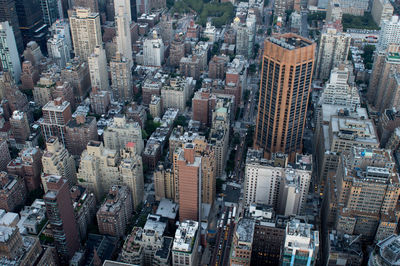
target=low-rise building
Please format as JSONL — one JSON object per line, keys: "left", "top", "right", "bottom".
{"left": 172, "top": 220, "right": 199, "bottom": 266}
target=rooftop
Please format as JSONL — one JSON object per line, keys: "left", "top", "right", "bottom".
{"left": 156, "top": 198, "right": 178, "bottom": 220}
{"left": 268, "top": 33, "right": 313, "bottom": 50}
{"left": 235, "top": 218, "right": 255, "bottom": 244}
{"left": 172, "top": 220, "right": 198, "bottom": 253}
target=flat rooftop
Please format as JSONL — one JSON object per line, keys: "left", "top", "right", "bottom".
{"left": 268, "top": 33, "right": 313, "bottom": 50}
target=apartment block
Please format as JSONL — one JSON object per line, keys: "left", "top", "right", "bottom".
{"left": 42, "top": 137, "right": 77, "bottom": 190}
{"left": 90, "top": 87, "right": 111, "bottom": 115}
{"left": 229, "top": 218, "right": 255, "bottom": 266}
{"left": 0, "top": 172, "right": 27, "bottom": 212}
{"left": 7, "top": 147, "right": 42, "bottom": 191}
{"left": 103, "top": 115, "right": 144, "bottom": 154}
{"left": 244, "top": 150, "right": 312, "bottom": 216}
{"left": 65, "top": 115, "right": 98, "bottom": 156}
{"left": 40, "top": 98, "right": 72, "bottom": 146}
{"left": 61, "top": 58, "right": 91, "bottom": 101}
{"left": 97, "top": 185, "right": 133, "bottom": 237}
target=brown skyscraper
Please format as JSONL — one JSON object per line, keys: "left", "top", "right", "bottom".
{"left": 254, "top": 33, "right": 315, "bottom": 160}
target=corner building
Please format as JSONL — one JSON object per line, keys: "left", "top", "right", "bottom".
{"left": 254, "top": 34, "right": 315, "bottom": 160}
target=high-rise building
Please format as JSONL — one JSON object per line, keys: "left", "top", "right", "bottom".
{"left": 377, "top": 16, "right": 400, "bottom": 51}
{"left": 49, "top": 19, "right": 72, "bottom": 52}
{"left": 254, "top": 34, "right": 315, "bottom": 160}
{"left": 65, "top": 115, "right": 98, "bottom": 156}
{"left": 47, "top": 34, "right": 71, "bottom": 68}
{"left": 40, "top": 98, "right": 72, "bottom": 145}
{"left": 172, "top": 220, "right": 199, "bottom": 266}
{"left": 96, "top": 185, "right": 133, "bottom": 237}
{"left": 325, "top": 147, "right": 400, "bottom": 241}
{"left": 40, "top": 0, "right": 61, "bottom": 26}
{"left": 161, "top": 76, "right": 194, "bottom": 111}
{"left": 143, "top": 31, "right": 164, "bottom": 67}
{"left": 7, "top": 147, "right": 43, "bottom": 191}
{"left": 89, "top": 87, "right": 111, "bottom": 115}
{"left": 69, "top": 8, "right": 102, "bottom": 60}
{"left": 70, "top": 185, "right": 96, "bottom": 240}
{"left": 169, "top": 34, "right": 185, "bottom": 67}
{"left": 244, "top": 149, "right": 312, "bottom": 215}
{"left": 0, "top": 172, "right": 27, "bottom": 212}
{"left": 176, "top": 144, "right": 201, "bottom": 221}
{"left": 315, "top": 27, "right": 351, "bottom": 80}
{"left": 44, "top": 175, "right": 80, "bottom": 263}
{"left": 15, "top": 0, "right": 47, "bottom": 48}
{"left": 78, "top": 141, "right": 144, "bottom": 209}
{"left": 0, "top": 139, "right": 11, "bottom": 172}
{"left": 115, "top": 0, "right": 133, "bottom": 66}
{"left": 60, "top": 57, "right": 91, "bottom": 101}
{"left": 119, "top": 142, "right": 144, "bottom": 210}
{"left": 10, "top": 110, "right": 30, "bottom": 145}
{"left": 88, "top": 45, "right": 109, "bottom": 90}
{"left": 0, "top": 22, "right": 21, "bottom": 82}
{"left": 368, "top": 45, "right": 400, "bottom": 111}
{"left": 103, "top": 115, "right": 144, "bottom": 154}
{"left": 20, "top": 60, "right": 39, "bottom": 90}
{"left": 0, "top": 0, "right": 23, "bottom": 53}
{"left": 371, "top": 0, "right": 393, "bottom": 26}
{"left": 154, "top": 163, "right": 175, "bottom": 201}
{"left": 281, "top": 219, "right": 319, "bottom": 266}
{"left": 230, "top": 218, "right": 255, "bottom": 266}
{"left": 110, "top": 52, "right": 133, "bottom": 101}
{"left": 42, "top": 137, "right": 77, "bottom": 190}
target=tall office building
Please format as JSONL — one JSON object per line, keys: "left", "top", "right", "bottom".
{"left": 110, "top": 52, "right": 133, "bottom": 101}
{"left": 40, "top": 0, "right": 61, "bottom": 26}
{"left": 15, "top": 0, "right": 47, "bottom": 48}
{"left": 47, "top": 34, "right": 71, "bottom": 68}
{"left": 115, "top": 1, "right": 133, "bottom": 66}
{"left": 69, "top": 8, "right": 102, "bottom": 60}
{"left": 44, "top": 175, "right": 79, "bottom": 263}
{"left": 88, "top": 45, "right": 109, "bottom": 90}
{"left": 315, "top": 27, "right": 351, "bottom": 80}
{"left": 0, "top": 22, "right": 21, "bottom": 83}
{"left": 0, "top": 0, "right": 23, "bottom": 53}
{"left": 254, "top": 34, "right": 315, "bottom": 160}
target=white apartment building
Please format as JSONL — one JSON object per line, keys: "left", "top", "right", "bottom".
{"left": 244, "top": 150, "right": 312, "bottom": 216}
{"left": 378, "top": 16, "right": 400, "bottom": 51}
{"left": 172, "top": 220, "right": 199, "bottom": 266}
{"left": 143, "top": 31, "right": 165, "bottom": 67}
{"left": 88, "top": 46, "right": 109, "bottom": 90}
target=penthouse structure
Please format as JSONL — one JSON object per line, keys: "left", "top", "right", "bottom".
{"left": 172, "top": 220, "right": 199, "bottom": 266}
{"left": 97, "top": 185, "right": 133, "bottom": 237}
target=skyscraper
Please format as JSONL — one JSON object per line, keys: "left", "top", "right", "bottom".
{"left": 69, "top": 8, "right": 102, "bottom": 60}
{"left": 15, "top": 0, "right": 47, "bottom": 48}
{"left": 44, "top": 175, "right": 79, "bottom": 263}
{"left": 0, "top": 0, "right": 23, "bottom": 53}
{"left": 110, "top": 52, "right": 133, "bottom": 101}
{"left": 88, "top": 45, "right": 109, "bottom": 90}
{"left": 0, "top": 22, "right": 21, "bottom": 83}
{"left": 115, "top": 5, "right": 133, "bottom": 66}
{"left": 254, "top": 33, "right": 315, "bottom": 160}
{"left": 40, "top": 0, "right": 61, "bottom": 26}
